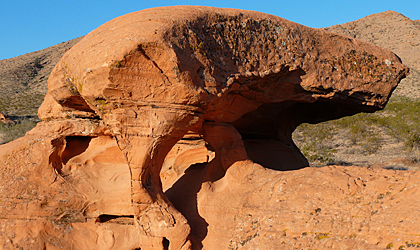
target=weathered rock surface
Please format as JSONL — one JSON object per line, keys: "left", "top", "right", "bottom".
{"left": 3, "top": 128, "right": 420, "bottom": 249}
{"left": 0, "top": 6, "right": 410, "bottom": 250}
{"left": 0, "top": 37, "right": 84, "bottom": 118}
{"left": 168, "top": 162, "right": 420, "bottom": 249}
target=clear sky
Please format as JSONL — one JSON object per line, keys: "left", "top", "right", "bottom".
{"left": 1, "top": 0, "right": 419, "bottom": 60}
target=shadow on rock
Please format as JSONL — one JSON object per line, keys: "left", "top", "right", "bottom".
{"left": 165, "top": 161, "right": 219, "bottom": 250}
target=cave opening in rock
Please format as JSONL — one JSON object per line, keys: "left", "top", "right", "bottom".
{"left": 163, "top": 237, "right": 170, "bottom": 250}
{"left": 98, "top": 214, "right": 134, "bottom": 224}
{"left": 61, "top": 136, "right": 92, "bottom": 165}
{"left": 49, "top": 136, "right": 93, "bottom": 174}
{"left": 230, "top": 99, "right": 380, "bottom": 171}
{"left": 162, "top": 96, "right": 379, "bottom": 189}
{"left": 49, "top": 135, "right": 134, "bottom": 220}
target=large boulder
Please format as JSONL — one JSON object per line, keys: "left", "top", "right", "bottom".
{"left": 0, "top": 6, "right": 410, "bottom": 250}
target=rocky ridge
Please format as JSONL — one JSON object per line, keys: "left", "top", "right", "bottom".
{"left": 0, "top": 37, "right": 83, "bottom": 117}
{"left": 0, "top": 37, "right": 83, "bottom": 145}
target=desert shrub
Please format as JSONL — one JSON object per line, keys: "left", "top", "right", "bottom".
{"left": 293, "top": 96, "right": 420, "bottom": 165}
{"left": 333, "top": 115, "right": 383, "bottom": 155}
{"left": 293, "top": 123, "right": 337, "bottom": 164}
{"left": 408, "top": 148, "right": 420, "bottom": 163}
{"left": 382, "top": 165, "right": 409, "bottom": 171}
{"left": 351, "top": 98, "right": 420, "bottom": 151}
{"left": 362, "top": 132, "right": 382, "bottom": 154}
{"left": 0, "top": 119, "right": 38, "bottom": 145}
{"left": 374, "top": 97, "right": 420, "bottom": 150}
{"left": 0, "top": 91, "right": 45, "bottom": 117}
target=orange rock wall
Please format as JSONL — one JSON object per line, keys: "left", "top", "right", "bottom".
{"left": 0, "top": 6, "right": 412, "bottom": 250}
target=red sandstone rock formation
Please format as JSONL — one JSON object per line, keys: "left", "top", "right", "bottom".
{"left": 0, "top": 6, "right": 409, "bottom": 250}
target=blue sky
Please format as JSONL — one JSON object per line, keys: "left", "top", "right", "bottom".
{"left": 1, "top": 0, "right": 419, "bottom": 60}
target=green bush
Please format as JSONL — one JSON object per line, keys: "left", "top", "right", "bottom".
{"left": 293, "top": 123, "right": 337, "bottom": 165}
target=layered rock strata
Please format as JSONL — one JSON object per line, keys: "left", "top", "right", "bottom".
{"left": 1, "top": 6, "right": 408, "bottom": 250}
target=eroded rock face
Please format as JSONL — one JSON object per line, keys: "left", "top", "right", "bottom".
{"left": 1, "top": 6, "right": 409, "bottom": 250}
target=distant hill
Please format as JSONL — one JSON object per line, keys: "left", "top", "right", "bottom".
{"left": 0, "top": 37, "right": 83, "bottom": 144}
{"left": 326, "top": 11, "right": 420, "bottom": 99}
{"left": 0, "top": 37, "right": 83, "bottom": 118}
